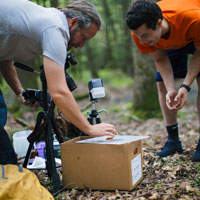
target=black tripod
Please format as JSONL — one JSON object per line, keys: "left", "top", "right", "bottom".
{"left": 87, "top": 78, "right": 106, "bottom": 125}
{"left": 87, "top": 98, "right": 105, "bottom": 125}
{"left": 14, "top": 53, "right": 77, "bottom": 193}
{"left": 22, "top": 65, "right": 64, "bottom": 193}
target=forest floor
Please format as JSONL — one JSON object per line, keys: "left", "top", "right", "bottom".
{"left": 6, "top": 82, "right": 200, "bottom": 200}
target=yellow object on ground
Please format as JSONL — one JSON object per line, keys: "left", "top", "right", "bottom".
{"left": 0, "top": 164, "right": 54, "bottom": 200}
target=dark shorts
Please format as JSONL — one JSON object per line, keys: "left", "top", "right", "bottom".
{"left": 156, "top": 42, "right": 200, "bottom": 82}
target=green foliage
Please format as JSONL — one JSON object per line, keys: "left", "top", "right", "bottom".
{"left": 176, "top": 182, "right": 180, "bottom": 187}
{"left": 0, "top": 79, "right": 11, "bottom": 96}
{"left": 74, "top": 93, "right": 89, "bottom": 100}
{"left": 178, "top": 110, "right": 196, "bottom": 119}
{"left": 177, "top": 110, "right": 188, "bottom": 119}
{"left": 55, "top": 193, "right": 65, "bottom": 200}
{"left": 99, "top": 69, "right": 133, "bottom": 87}
{"left": 72, "top": 186, "right": 79, "bottom": 190}
{"left": 70, "top": 67, "right": 133, "bottom": 88}
{"left": 110, "top": 105, "right": 121, "bottom": 113}
{"left": 154, "top": 183, "right": 164, "bottom": 187}
{"left": 63, "top": 0, "right": 134, "bottom": 76}
{"left": 68, "top": 65, "right": 92, "bottom": 84}
{"left": 195, "top": 164, "right": 200, "bottom": 176}
{"left": 178, "top": 160, "right": 184, "bottom": 165}
{"left": 119, "top": 113, "right": 141, "bottom": 122}
{"left": 131, "top": 107, "right": 162, "bottom": 120}
{"left": 0, "top": 80, "right": 22, "bottom": 114}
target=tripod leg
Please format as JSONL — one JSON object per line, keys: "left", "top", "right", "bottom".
{"left": 44, "top": 122, "right": 61, "bottom": 192}
{"left": 23, "top": 111, "right": 45, "bottom": 168}
{"left": 51, "top": 116, "right": 65, "bottom": 143}
{"left": 23, "top": 142, "right": 34, "bottom": 168}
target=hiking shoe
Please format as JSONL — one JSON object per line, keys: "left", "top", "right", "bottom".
{"left": 192, "top": 141, "right": 200, "bottom": 162}
{"left": 157, "top": 140, "right": 183, "bottom": 157}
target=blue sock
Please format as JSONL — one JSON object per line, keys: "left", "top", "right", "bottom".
{"left": 166, "top": 124, "right": 179, "bottom": 142}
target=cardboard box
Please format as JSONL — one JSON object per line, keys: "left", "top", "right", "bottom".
{"left": 61, "top": 135, "right": 148, "bottom": 191}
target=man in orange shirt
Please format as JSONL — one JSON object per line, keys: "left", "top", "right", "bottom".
{"left": 126, "top": 0, "right": 200, "bottom": 161}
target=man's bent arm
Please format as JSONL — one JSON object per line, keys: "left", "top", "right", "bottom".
{"left": 43, "top": 56, "right": 117, "bottom": 137}
{"left": 150, "top": 49, "right": 179, "bottom": 109}
{"left": 183, "top": 46, "right": 200, "bottom": 86}
{"left": 150, "top": 49, "right": 176, "bottom": 92}
{"left": 174, "top": 46, "right": 200, "bottom": 109}
{"left": 0, "top": 61, "right": 24, "bottom": 96}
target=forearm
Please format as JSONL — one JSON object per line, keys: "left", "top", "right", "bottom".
{"left": 52, "top": 89, "right": 92, "bottom": 133}
{"left": 155, "top": 60, "right": 176, "bottom": 92}
{"left": 183, "top": 48, "right": 200, "bottom": 86}
{"left": 43, "top": 56, "right": 92, "bottom": 134}
{"left": 0, "top": 61, "right": 24, "bottom": 96}
{"left": 150, "top": 49, "right": 176, "bottom": 92}
{"left": 173, "top": 50, "right": 200, "bottom": 110}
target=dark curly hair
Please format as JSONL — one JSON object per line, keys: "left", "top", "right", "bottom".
{"left": 126, "top": 0, "right": 163, "bottom": 30}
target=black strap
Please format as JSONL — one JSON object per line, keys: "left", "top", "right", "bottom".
{"left": 180, "top": 84, "right": 191, "bottom": 92}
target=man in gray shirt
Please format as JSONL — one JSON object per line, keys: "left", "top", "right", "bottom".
{"left": 0, "top": 0, "right": 117, "bottom": 164}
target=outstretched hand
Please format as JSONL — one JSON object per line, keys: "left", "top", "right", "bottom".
{"left": 87, "top": 123, "right": 118, "bottom": 138}
{"left": 172, "top": 87, "right": 188, "bottom": 110}
{"left": 166, "top": 88, "right": 188, "bottom": 110}
{"left": 166, "top": 90, "right": 179, "bottom": 110}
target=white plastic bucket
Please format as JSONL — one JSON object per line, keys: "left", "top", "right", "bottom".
{"left": 13, "top": 130, "right": 32, "bottom": 158}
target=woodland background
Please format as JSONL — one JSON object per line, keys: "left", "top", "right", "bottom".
{"left": 1, "top": 0, "right": 200, "bottom": 199}
{"left": 0, "top": 0, "right": 160, "bottom": 119}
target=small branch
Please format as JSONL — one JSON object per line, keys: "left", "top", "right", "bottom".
{"left": 15, "top": 118, "right": 29, "bottom": 127}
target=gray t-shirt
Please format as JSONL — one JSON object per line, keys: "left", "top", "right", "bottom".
{"left": 0, "top": 0, "right": 70, "bottom": 68}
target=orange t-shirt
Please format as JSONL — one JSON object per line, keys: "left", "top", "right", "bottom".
{"left": 132, "top": 0, "right": 200, "bottom": 53}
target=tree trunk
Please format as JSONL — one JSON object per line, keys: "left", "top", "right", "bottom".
{"left": 121, "top": 0, "right": 134, "bottom": 75}
{"left": 100, "top": 0, "right": 116, "bottom": 67}
{"left": 85, "top": 43, "right": 99, "bottom": 78}
{"left": 132, "top": 49, "right": 160, "bottom": 118}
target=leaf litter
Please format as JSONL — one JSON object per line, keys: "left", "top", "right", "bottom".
{"left": 6, "top": 85, "right": 200, "bottom": 199}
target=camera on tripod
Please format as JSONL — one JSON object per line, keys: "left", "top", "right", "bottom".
{"left": 22, "top": 89, "right": 51, "bottom": 106}
{"left": 88, "top": 78, "right": 105, "bottom": 101}
{"left": 18, "top": 53, "right": 78, "bottom": 107}
{"left": 65, "top": 53, "right": 77, "bottom": 92}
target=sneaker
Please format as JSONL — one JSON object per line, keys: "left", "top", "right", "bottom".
{"left": 157, "top": 140, "right": 183, "bottom": 157}
{"left": 192, "top": 140, "right": 200, "bottom": 162}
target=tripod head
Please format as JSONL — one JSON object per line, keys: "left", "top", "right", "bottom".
{"left": 87, "top": 78, "right": 106, "bottom": 125}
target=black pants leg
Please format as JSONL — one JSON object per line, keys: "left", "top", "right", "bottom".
{"left": 0, "top": 127, "right": 18, "bottom": 165}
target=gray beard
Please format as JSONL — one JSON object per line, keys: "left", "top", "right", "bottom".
{"left": 68, "top": 27, "right": 80, "bottom": 50}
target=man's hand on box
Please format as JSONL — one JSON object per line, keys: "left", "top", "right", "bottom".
{"left": 88, "top": 123, "right": 118, "bottom": 138}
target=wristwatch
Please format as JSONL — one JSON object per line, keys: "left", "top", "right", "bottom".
{"left": 180, "top": 84, "right": 191, "bottom": 92}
